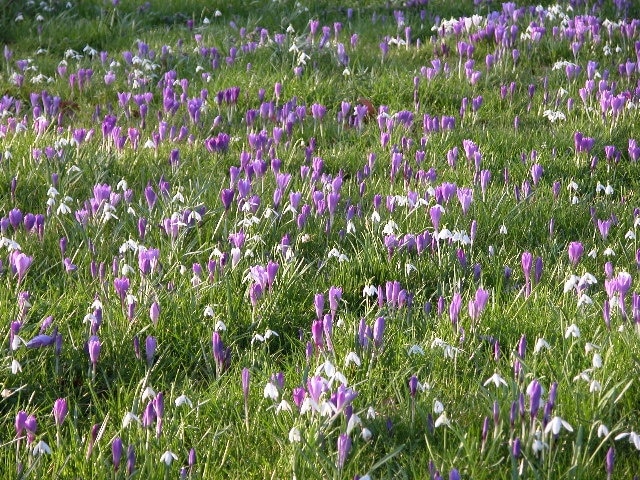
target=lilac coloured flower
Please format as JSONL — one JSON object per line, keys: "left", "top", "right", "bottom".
{"left": 336, "top": 433, "right": 351, "bottom": 470}
{"left": 112, "top": 437, "right": 123, "bottom": 472}
{"left": 52, "top": 398, "right": 68, "bottom": 426}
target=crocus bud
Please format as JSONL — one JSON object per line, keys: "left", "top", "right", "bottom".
{"left": 52, "top": 398, "right": 68, "bottom": 426}
{"left": 112, "top": 437, "right": 123, "bottom": 471}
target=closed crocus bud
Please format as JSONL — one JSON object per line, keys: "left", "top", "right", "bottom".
{"left": 336, "top": 433, "right": 351, "bottom": 470}
{"left": 449, "top": 468, "right": 461, "bottom": 480}
{"left": 408, "top": 375, "right": 419, "bottom": 398}
{"left": 127, "top": 444, "right": 136, "bottom": 476}
{"left": 512, "top": 437, "right": 522, "bottom": 458}
{"left": 150, "top": 301, "right": 160, "bottom": 325}
{"left": 373, "top": 316, "right": 385, "bottom": 347}
{"left": 112, "top": 437, "right": 123, "bottom": 471}
{"left": 52, "top": 398, "right": 68, "bottom": 426}
{"left": 605, "top": 446, "right": 614, "bottom": 478}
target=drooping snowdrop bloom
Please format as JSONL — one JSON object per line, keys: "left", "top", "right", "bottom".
{"left": 484, "top": 373, "right": 508, "bottom": 388}
{"left": 545, "top": 416, "right": 573, "bottom": 436}
{"left": 614, "top": 431, "right": 640, "bottom": 450}
{"left": 160, "top": 450, "right": 178, "bottom": 466}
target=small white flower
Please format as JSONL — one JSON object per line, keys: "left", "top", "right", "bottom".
{"left": 263, "top": 382, "right": 279, "bottom": 400}
{"left": 32, "top": 440, "right": 51, "bottom": 455}
{"left": 533, "top": 338, "right": 550, "bottom": 354}
{"left": 11, "top": 359, "right": 22, "bottom": 374}
{"left": 289, "top": 427, "right": 301, "bottom": 443}
{"left": 214, "top": 320, "right": 227, "bottom": 332}
{"left": 175, "top": 394, "right": 193, "bottom": 408}
{"left": 276, "top": 399, "right": 292, "bottom": 413}
{"left": 202, "top": 17, "right": 210, "bottom": 25}
{"left": 603, "top": 247, "right": 615, "bottom": 256}
{"left": 370, "top": 211, "right": 381, "bottom": 223}
{"left": 362, "top": 285, "right": 377, "bottom": 297}
{"left": 434, "top": 411, "right": 450, "bottom": 428}
{"left": 545, "top": 416, "right": 573, "bottom": 435}
{"left": 589, "top": 380, "right": 602, "bottom": 392}
{"left": 584, "top": 342, "right": 600, "bottom": 353}
{"left": 614, "top": 431, "right": 640, "bottom": 450}
{"left": 483, "top": 373, "right": 508, "bottom": 388}
{"left": 347, "top": 413, "right": 361, "bottom": 434}
{"left": 433, "top": 400, "right": 444, "bottom": 414}
{"left": 366, "top": 406, "right": 377, "bottom": 420}
{"left": 141, "top": 386, "right": 156, "bottom": 401}
{"left": 565, "top": 324, "right": 580, "bottom": 338}
{"left": 577, "top": 293, "right": 593, "bottom": 307}
{"left": 361, "top": 428, "right": 372, "bottom": 441}
{"left": 532, "top": 438, "right": 548, "bottom": 455}
{"left": 592, "top": 353, "right": 602, "bottom": 369}
{"left": 573, "top": 369, "right": 593, "bottom": 383}
{"left": 345, "top": 352, "right": 361, "bottom": 367}
{"left": 382, "top": 220, "right": 398, "bottom": 235}
{"left": 597, "top": 423, "right": 609, "bottom": 438}
{"left": 160, "top": 450, "right": 178, "bottom": 466}
{"left": 625, "top": 230, "right": 636, "bottom": 240}
{"left": 407, "top": 345, "right": 424, "bottom": 356}
{"left": 203, "top": 306, "right": 215, "bottom": 317}
{"left": 122, "top": 412, "right": 141, "bottom": 428}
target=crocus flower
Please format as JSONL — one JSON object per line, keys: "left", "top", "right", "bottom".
{"left": 568, "top": 241, "right": 584, "bottom": 265}
{"left": 336, "top": 433, "right": 351, "bottom": 470}
{"left": 112, "top": 437, "right": 123, "bottom": 471}
{"left": 52, "top": 398, "right": 68, "bottom": 426}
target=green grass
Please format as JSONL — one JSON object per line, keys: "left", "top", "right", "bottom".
{"left": 1, "top": 0, "right": 640, "bottom": 478}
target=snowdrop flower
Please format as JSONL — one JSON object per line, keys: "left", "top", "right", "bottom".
{"left": 589, "top": 380, "right": 601, "bottom": 392}
{"left": 141, "top": 386, "right": 156, "bottom": 401}
{"left": 484, "top": 373, "right": 508, "bottom": 388}
{"left": 584, "top": 343, "right": 600, "bottom": 353}
{"left": 214, "top": 320, "right": 227, "bottom": 332}
{"left": 263, "top": 382, "right": 279, "bottom": 400}
{"left": 614, "top": 431, "right": 640, "bottom": 450}
{"left": 597, "top": 423, "right": 609, "bottom": 438}
{"left": 499, "top": 225, "right": 508, "bottom": 235}
{"left": 289, "top": 427, "right": 302, "bottom": 443}
{"left": 32, "top": 440, "right": 51, "bottom": 455}
{"left": 366, "top": 407, "right": 377, "bottom": 420}
{"left": 122, "top": 412, "right": 141, "bottom": 428}
{"left": 434, "top": 411, "right": 450, "bottom": 428}
{"left": 174, "top": 394, "right": 193, "bottom": 408}
{"left": 577, "top": 294, "right": 593, "bottom": 307}
{"left": 433, "top": 400, "right": 444, "bottom": 414}
{"left": 361, "top": 428, "right": 372, "bottom": 441}
{"left": 592, "top": 353, "right": 602, "bottom": 369}
{"left": 276, "top": 399, "right": 292, "bottom": 413}
{"left": 603, "top": 248, "right": 615, "bottom": 256}
{"left": 405, "top": 263, "right": 417, "bottom": 275}
{"left": 437, "top": 228, "right": 452, "bottom": 240}
{"left": 362, "top": 285, "right": 377, "bottom": 297}
{"left": 532, "top": 436, "right": 548, "bottom": 455}
{"left": 625, "top": 230, "right": 635, "bottom": 240}
{"left": 11, "top": 359, "right": 22, "bottom": 374}
{"left": 160, "top": 450, "right": 178, "bottom": 466}
{"left": 567, "top": 181, "right": 579, "bottom": 191}
{"left": 573, "top": 369, "right": 592, "bottom": 383}
{"left": 344, "top": 352, "right": 361, "bottom": 367}
{"left": 533, "top": 338, "right": 550, "bottom": 354}
{"left": 347, "top": 413, "right": 361, "bottom": 434}
{"left": 370, "top": 211, "right": 381, "bottom": 223}
{"left": 382, "top": 220, "right": 398, "bottom": 235}
{"left": 203, "top": 306, "right": 215, "bottom": 317}
{"left": 545, "top": 416, "right": 573, "bottom": 435}
{"left": 565, "top": 324, "right": 580, "bottom": 338}
{"left": 587, "top": 248, "right": 597, "bottom": 258}
{"left": 407, "top": 345, "right": 424, "bottom": 356}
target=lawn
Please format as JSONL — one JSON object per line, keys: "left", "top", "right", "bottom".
{"left": 1, "top": 0, "right": 639, "bottom": 478}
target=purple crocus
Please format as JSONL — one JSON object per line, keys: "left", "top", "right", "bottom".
{"left": 568, "top": 242, "right": 583, "bottom": 266}
{"left": 52, "top": 398, "right": 68, "bottom": 426}
{"left": 112, "top": 437, "right": 123, "bottom": 472}
{"left": 88, "top": 336, "right": 101, "bottom": 377}
{"left": 113, "top": 277, "right": 130, "bottom": 302}
{"left": 521, "top": 251, "right": 533, "bottom": 297}
{"left": 336, "top": 433, "right": 351, "bottom": 470}
{"left": 145, "top": 335, "right": 157, "bottom": 367}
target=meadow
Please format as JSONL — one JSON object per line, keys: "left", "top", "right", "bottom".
{"left": 1, "top": 0, "right": 640, "bottom": 478}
